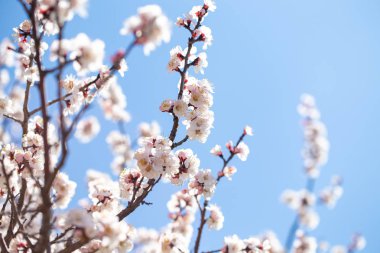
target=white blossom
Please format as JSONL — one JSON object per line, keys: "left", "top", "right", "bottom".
{"left": 120, "top": 5, "right": 171, "bottom": 55}
{"left": 75, "top": 116, "right": 101, "bottom": 143}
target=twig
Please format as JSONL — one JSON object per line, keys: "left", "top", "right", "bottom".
{"left": 194, "top": 132, "right": 248, "bottom": 253}
{"left": 0, "top": 233, "right": 9, "bottom": 253}
{"left": 3, "top": 114, "right": 22, "bottom": 125}
{"left": 168, "top": 13, "right": 205, "bottom": 143}
{"left": 172, "top": 135, "right": 189, "bottom": 149}
{"left": 28, "top": 40, "right": 136, "bottom": 116}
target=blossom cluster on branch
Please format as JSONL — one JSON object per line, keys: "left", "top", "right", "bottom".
{"left": 0, "top": 0, "right": 365, "bottom": 253}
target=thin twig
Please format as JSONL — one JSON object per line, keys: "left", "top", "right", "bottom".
{"left": 3, "top": 114, "right": 22, "bottom": 125}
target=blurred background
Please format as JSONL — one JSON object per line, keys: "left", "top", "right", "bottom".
{"left": 1, "top": 0, "right": 379, "bottom": 252}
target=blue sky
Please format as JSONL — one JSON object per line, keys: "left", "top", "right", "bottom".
{"left": 1, "top": 0, "right": 379, "bottom": 252}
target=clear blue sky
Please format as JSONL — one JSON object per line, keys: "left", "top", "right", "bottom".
{"left": 1, "top": 0, "right": 379, "bottom": 252}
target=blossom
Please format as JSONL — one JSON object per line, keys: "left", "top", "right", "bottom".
{"left": 171, "top": 149, "right": 200, "bottom": 185}
{"left": 319, "top": 176, "right": 343, "bottom": 209}
{"left": 71, "top": 33, "right": 105, "bottom": 74}
{"left": 194, "top": 26, "right": 213, "bottom": 49}
{"left": 135, "top": 136, "right": 180, "bottom": 180}
{"left": 349, "top": 234, "right": 366, "bottom": 251}
{"left": 24, "top": 66, "right": 40, "bottom": 83}
{"left": 293, "top": 231, "right": 317, "bottom": 253}
{"left": 9, "top": 234, "right": 30, "bottom": 253}
{"left": 69, "top": 0, "right": 88, "bottom": 18}
{"left": 281, "top": 189, "right": 316, "bottom": 211}
{"left": 235, "top": 142, "right": 250, "bottom": 161}
{"left": 87, "top": 170, "right": 120, "bottom": 212}
{"left": 75, "top": 116, "right": 101, "bottom": 143}
{"left": 210, "top": 144, "right": 222, "bottom": 156}
{"left": 193, "top": 52, "right": 208, "bottom": 74}
{"left": 60, "top": 208, "right": 97, "bottom": 239}
{"left": 119, "top": 168, "right": 143, "bottom": 200}
{"left": 98, "top": 77, "right": 131, "bottom": 122}
{"left": 139, "top": 121, "right": 161, "bottom": 138}
{"left": 186, "top": 110, "right": 214, "bottom": 143}
{"left": 188, "top": 169, "right": 216, "bottom": 199}
{"left": 160, "top": 233, "right": 188, "bottom": 253}
{"left": 53, "top": 172, "right": 77, "bottom": 209}
{"left": 173, "top": 100, "right": 188, "bottom": 117}
{"left": 204, "top": 0, "right": 217, "bottom": 12}
{"left": 61, "top": 74, "right": 79, "bottom": 93}
{"left": 111, "top": 50, "right": 129, "bottom": 77}
{"left": 19, "top": 20, "right": 32, "bottom": 33}
{"left": 222, "top": 235, "right": 245, "bottom": 253}
{"left": 244, "top": 125, "right": 253, "bottom": 136}
{"left": 299, "top": 94, "right": 329, "bottom": 178}
{"left": 0, "top": 39, "right": 15, "bottom": 67}
{"left": 168, "top": 46, "right": 185, "bottom": 71}
{"left": 299, "top": 209, "right": 320, "bottom": 230}
{"left": 222, "top": 166, "right": 237, "bottom": 180}
{"left": 93, "top": 211, "right": 133, "bottom": 250}
{"left": 0, "top": 98, "right": 12, "bottom": 115}
{"left": 120, "top": 5, "right": 171, "bottom": 55}
{"left": 160, "top": 99, "right": 174, "bottom": 112}
{"left": 226, "top": 141, "right": 250, "bottom": 161}
{"left": 330, "top": 246, "right": 347, "bottom": 253}
{"left": 206, "top": 204, "right": 224, "bottom": 230}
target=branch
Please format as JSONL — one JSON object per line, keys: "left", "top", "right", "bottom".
{"left": 193, "top": 200, "right": 208, "bottom": 253}
{"left": 117, "top": 177, "right": 161, "bottom": 221}
{"left": 284, "top": 176, "right": 318, "bottom": 252}
{"left": 29, "top": 40, "right": 136, "bottom": 116}
{"left": 57, "top": 238, "right": 90, "bottom": 253}
{"left": 168, "top": 13, "right": 205, "bottom": 143}
{"left": 3, "top": 114, "right": 22, "bottom": 125}
{"left": 194, "top": 131, "right": 248, "bottom": 253}
{"left": 0, "top": 234, "right": 9, "bottom": 253}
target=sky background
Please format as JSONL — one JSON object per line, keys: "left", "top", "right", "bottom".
{"left": 1, "top": 0, "right": 380, "bottom": 252}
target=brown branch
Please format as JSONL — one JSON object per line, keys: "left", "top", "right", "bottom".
{"left": 57, "top": 238, "right": 90, "bottom": 253}
{"left": 27, "top": 1, "right": 53, "bottom": 251}
{"left": 172, "top": 135, "right": 189, "bottom": 149}
{"left": 194, "top": 131, "right": 248, "bottom": 253}
{"left": 193, "top": 200, "right": 208, "bottom": 253}
{"left": 29, "top": 40, "right": 136, "bottom": 116}
{"left": 50, "top": 227, "right": 74, "bottom": 245}
{"left": 202, "top": 249, "right": 222, "bottom": 253}
{"left": 44, "top": 57, "right": 76, "bottom": 74}
{"left": 117, "top": 177, "right": 161, "bottom": 221}
{"left": 3, "top": 114, "right": 22, "bottom": 125}
{"left": 168, "top": 12, "right": 205, "bottom": 143}
{"left": 0, "top": 233, "right": 9, "bottom": 253}
{"left": 216, "top": 132, "right": 246, "bottom": 183}
{"left": 0, "top": 159, "right": 33, "bottom": 249}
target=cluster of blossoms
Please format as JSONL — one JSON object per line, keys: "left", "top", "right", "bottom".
{"left": 0, "top": 0, "right": 366, "bottom": 252}
{"left": 160, "top": 77, "right": 214, "bottom": 143}
{"left": 131, "top": 189, "right": 223, "bottom": 253}
{"left": 319, "top": 176, "right": 343, "bottom": 209}
{"left": 281, "top": 189, "right": 320, "bottom": 230}
{"left": 122, "top": 190, "right": 197, "bottom": 253}
{"left": 120, "top": 5, "right": 171, "bottom": 55}
{"left": 52, "top": 170, "right": 135, "bottom": 252}
{"left": 134, "top": 136, "right": 180, "bottom": 180}
{"left": 281, "top": 95, "right": 333, "bottom": 235}
{"left": 1, "top": 116, "right": 60, "bottom": 181}
{"left": 188, "top": 168, "right": 216, "bottom": 199}
{"left": 159, "top": 0, "right": 216, "bottom": 144}
{"left": 31, "top": 0, "right": 88, "bottom": 35}
{"left": 221, "top": 232, "right": 283, "bottom": 253}
{"left": 98, "top": 76, "right": 131, "bottom": 122}
{"left": 276, "top": 95, "right": 364, "bottom": 253}
{"left": 298, "top": 94, "right": 329, "bottom": 178}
